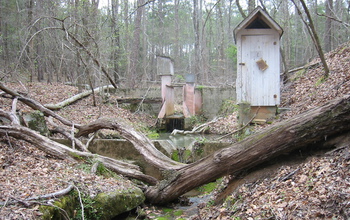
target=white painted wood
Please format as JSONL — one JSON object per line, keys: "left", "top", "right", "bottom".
{"left": 235, "top": 7, "right": 282, "bottom": 106}
{"left": 237, "top": 34, "right": 280, "bottom": 106}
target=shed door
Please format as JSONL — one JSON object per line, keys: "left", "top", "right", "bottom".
{"left": 239, "top": 34, "right": 280, "bottom": 106}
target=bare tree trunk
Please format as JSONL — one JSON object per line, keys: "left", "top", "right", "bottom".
{"left": 145, "top": 95, "right": 350, "bottom": 204}
{"left": 324, "top": 0, "right": 334, "bottom": 52}
{"left": 111, "top": 0, "right": 121, "bottom": 84}
{"left": 248, "top": 0, "right": 255, "bottom": 13}
{"left": 129, "top": 0, "right": 145, "bottom": 88}
{"left": 236, "top": 0, "right": 246, "bottom": 18}
{"left": 193, "top": 0, "right": 201, "bottom": 82}
{"left": 293, "top": 0, "right": 330, "bottom": 77}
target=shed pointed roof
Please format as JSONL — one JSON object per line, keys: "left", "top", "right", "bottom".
{"left": 233, "top": 6, "right": 283, "bottom": 43}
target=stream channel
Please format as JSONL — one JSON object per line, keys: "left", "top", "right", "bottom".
{"left": 117, "top": 133, "right": 231, "bottom": 220}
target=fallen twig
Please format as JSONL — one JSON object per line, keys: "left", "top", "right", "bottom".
{"left": 0, "top": 185, "right": 74, "bottom": 206}
{"left": 26, "top": 184, "right": 74, "bottom": 201}
{"left": 91, "top": 161, "right": 100, "bottom": 174}
{"left": 215, "top": 107, "right": 260, "bottom": 141}
{"left": 47, "top": 117, "right": 88, "bottom": 152}
{"left": 44, "top": 85, "right": 115, "bottom": 110}
{"left": 72, "top": 185, "right": 85, "bottom": 220}
{"left": 171, "top": 117, "right": 222, "bottom": 136}
{"left": 134, "top": 87, "right": 151, "bottom": 114}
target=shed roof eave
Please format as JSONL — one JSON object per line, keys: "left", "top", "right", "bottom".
{"left": 233, "top": 6, "right": 283, "bottom": 43}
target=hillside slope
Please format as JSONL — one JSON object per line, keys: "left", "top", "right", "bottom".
{"left": 196, "top": 42, "right": 350, "bottom": 219}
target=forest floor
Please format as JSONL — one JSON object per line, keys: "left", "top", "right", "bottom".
{"left": 0, "top": 41, "right": 350, "bottom": 219}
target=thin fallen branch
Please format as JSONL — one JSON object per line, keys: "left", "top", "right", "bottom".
{"left": 27, "top": 185, "right": 74, "bottom": 201}
{"left": 90, "top": 161, "right": 100, "bottom": 174}
{"left": 287, "top": 62, "right": 321, "bottom": 74}
{"left": 86, "top": 132, "right": 96, "bottom": 149}
{"left": 0, "top": 82, "right": 80, "bottom": 129}
{"left": 47, "top": 117, "right": 88, "bottom": 152}
{"left": 216, "top": 107, "right": 260, "bottom": 141}
{"left": 0, "top": 185, "right": 74, "bottom": 206}
{"left": 44, "top": 85, "right": 115, "bottom": 110}
{"left": 171, "top": 117, "right": 222, "bottom": 136}
{"left": 134, "top": 87, "right": 151, "bottom": 114}
{"left": 72, "top": 185, "right": 85, "bottom": 220}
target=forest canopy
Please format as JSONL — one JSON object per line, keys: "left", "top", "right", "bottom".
{"left": 0, "top": 0, "right": 349, "bottom": 87}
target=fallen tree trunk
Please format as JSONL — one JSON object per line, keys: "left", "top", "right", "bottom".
{"left": 2, "top": 81, "right": 350, "bottom": 204}
{"left": 76, "top": 118, "right": 184, "bottom": 170}
{"left": 145, "top": 95, "right": 350, "bottom": 204}
{"left": 0, "top": 82, "right": 183, "bottom": 171}
{"left": 0, "top": 125, "right": 158, "bottom": 185}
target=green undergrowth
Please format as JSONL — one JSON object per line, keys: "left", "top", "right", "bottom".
{"left": 148, "top": 208, "right": 185, "bottom": 220}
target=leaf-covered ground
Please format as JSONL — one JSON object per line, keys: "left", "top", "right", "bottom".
{"left": 193, "top": 42, "right": 350, "bottom": 219}
{"left": 0, "top": 41, "right": 350, "bottom": 219}
{"left": 0, "top": 84, "right": 155, "bottom": 219}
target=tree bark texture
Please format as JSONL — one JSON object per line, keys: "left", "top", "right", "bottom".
{"left": 76, "top": 118, "right": 184, "bottom": 170}
{"left": 145, "top": 95, "right": 350, "bottom": 204}
{"left": 293, "top": 0, "right": 330, "bottom": 77}
{"left": 44, "top": 85, "right": 115, "bottom": 110}
{"left": 0, "top": 124, "right": 158, "bottom": 185}
{"left": 2, "top": 81, "right": 350, "bottom": 204}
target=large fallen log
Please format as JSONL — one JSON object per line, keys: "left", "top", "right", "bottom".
{"left": 145, "top": 95, "right": 350, "bottom": 204}
{"left": 76, "top": 118, "right": 184, "bottom": 170}
{"left": 2, "top": 81, "right": 350, "bottom": 204}
{"left": 0, "top": 124, "right": 158, "bottom": 185}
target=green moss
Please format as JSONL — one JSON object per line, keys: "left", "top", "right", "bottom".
{"left": 147, "top": 131, "right": 160, "bottom": 139}
{"left": 162, "top": 208, "right": 173, "bottom": 213}
{"left": 40, "top": 193, "right": 78, "bottom": 220}
{"left": 152, "top": 208, "right": 184, "bottom": 219}
{"left": 96, "top": 163, "right": 118, "bottom": 178}
{"left": 197, "top": 178, "right": 222, "bottom": 194}
{"left": 155, "top": 217, "right": 171, "bottom": 220}
{"left": 220, "top": 99, "right": 238, "bottom": 116}
{"left": 93, "top": 187, "right": 145, "bottom": 220}
{"left": 292, "top": 69, "right": 306, "bottom": 81}
{"left": 196, "top": 85, "right": 207, "bottom": 90}
{"left": 68, "top": 152, "right": 84, "bottom": 160}
{"left": 40, "top": 187, "right": 145, "bottom": 220}
{"left": 171, "top": 150, "right": 179, "bottom": 162}
{"left": 183, "top": 149, "right": 192, "bottom": 162}
{"left": 23, "top": 110, "right": 50, "bottom": 136}
{"left": 173, "top": 210, "right": 183, "bottom": 216}
{"left": 315, "top": 75, "right": 327, "bottom": 86}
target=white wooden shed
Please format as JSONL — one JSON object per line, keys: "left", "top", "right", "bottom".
{"left": 234, "top": 7, "right": 283, "bottom": 123}
{"left": 234, "top": 7, "right": 283, "bottom": 124}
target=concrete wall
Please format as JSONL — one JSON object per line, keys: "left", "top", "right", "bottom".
{"left": 54, "top": 138, "right": 230, "bottom": 179}
{"left": 113, "top": 86, "right": 236, "bottom": 119}
{"left": 200, "top": 87, "right": 236, "bottom": 119}
{"left": 112, "top": 87, "right": 161, "bottom": 98}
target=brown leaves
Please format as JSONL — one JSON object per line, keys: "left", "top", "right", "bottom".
{"left": 0, "top": 137, "right": 136, "bottom": 218}
{"left": 197, "top": 147, "right": 350, "bottom": 219}
{"left": 281, "top": 41, "right": 350, "bottom": 120}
